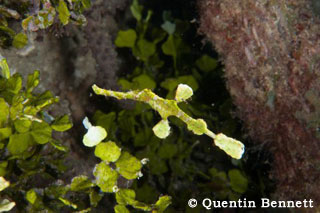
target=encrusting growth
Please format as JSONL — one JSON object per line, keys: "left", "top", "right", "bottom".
{"left": 92, "top": 84, "right": 245, "bottom": 159}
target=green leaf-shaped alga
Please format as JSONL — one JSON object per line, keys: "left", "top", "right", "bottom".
{"left": 89, "top": 190, "right": 103, "bottom": 207}
{"left": 0, "top": 128, "right": 11, "bottom": 140}
{"left": 50, "top": 140, "right": 68, "bottom": 152}
{"left": 152, "top": 119, "right": 170, "bottom": 139}
{"left": 116, "top": 189, "right": 136, "bottom": 206}
{"left": 115, "top": 152, "right": 142, "bottom": 180}
{"left": 133, "top": 39, "right": 156, "bottom": 62}
{"left": 228, "top": 169, "right": 248, "bottom": 194}
{"left": 130, "top": 0, "right": 143, "bottom": 22}
{"left": 115, "top": 29, "right": 137, "bottom": 48}
{"left": 51, "top": 115, "right": 72, "bottom": 132}
{"left": 0, "top": 177, "right": 9, "bottom": 191}
{"left": 154, "top": 195, "right": 172, "bottom": 213}
{"left": 26, "top": 71, "right": 40, "bottom": 93}
{"left": 0, "top": 98, "right": 9, "bottom": 127}
{"left": 0, "top": 199, "right": 15, "bottom": 212}
{"left": 31, "top": 121, "right": 52, "bottom": 144}
{"left": 132, "top": 74, "right": 156, "bottom": 90}
{"left": 6, "top": 74, "right": 22, "bottom": 94}
{"left": 195, "top": 54, "right": 218, "bottom": 72}
{"left": 0, "top": 162, "right": 8, "bottom": 177}
{"left": 26, "top": 189, "right": 37, "bottom": 205}
{"left": 93, "top": 111, "right": 116, "bottom": 134}
{"left": 94, "top": 141, "right": 121, "bottom": 162}
{"left": 157, "top": 142, "right": 178, "bottom": 159}
{"left": 70, "top": 175, "right": 94, "bottom": 191}
{"left": 14, "top": 119, "right": 32, "bottom": 133}
{"left": 114, "top": 205, "right": 130, "bottom": 213}
{"left": 7, "top": 133, "right": 31, "bottom": 155}
{"left": 83, "top": 126, "right": 107, "bottom": 147}
{"left": 93, "top": 161, "right": 118, "bottom": 193}
{"left": 161, "top": 21, "right": 175, "bottom": 35}
{"left": 58, "top": 0, "right": 70, "bottom": 25}
{"left": 12, "top": 33, "right": 28, "bottom": 49}
{"left": 0, "top": 58, "right": 10, "bottom": 79}
{"left": 58, "top": 197, "right": 77, "bottom": 209}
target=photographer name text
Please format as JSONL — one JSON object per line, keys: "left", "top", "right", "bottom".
{"left": 188, "top": 198, "right": 314, "bottom": 210}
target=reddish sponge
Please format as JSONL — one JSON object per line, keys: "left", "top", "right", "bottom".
{"left": 198, "top": 0, "right": 320, "bottom": 203}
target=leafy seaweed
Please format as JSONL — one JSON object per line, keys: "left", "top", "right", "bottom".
{"left": 0, "top": 57, "right": 73, "bottom": 211}
{"left": 0, "top": 0, "right": 91, "bottom": 48}
{"left": 81, "top": 117, "right": 172, "bottom": 212}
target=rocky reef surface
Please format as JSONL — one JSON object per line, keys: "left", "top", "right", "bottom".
{"left": 198, "top": 0, "right": 320, "bottom": 203}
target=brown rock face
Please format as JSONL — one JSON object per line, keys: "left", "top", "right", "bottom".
{"left": 198, "top": 0, "right": 320, "bottom": 203}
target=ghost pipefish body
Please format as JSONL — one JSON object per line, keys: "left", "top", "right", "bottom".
{"left": 92, "top": 84, "right": 245, "bottom": 159}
